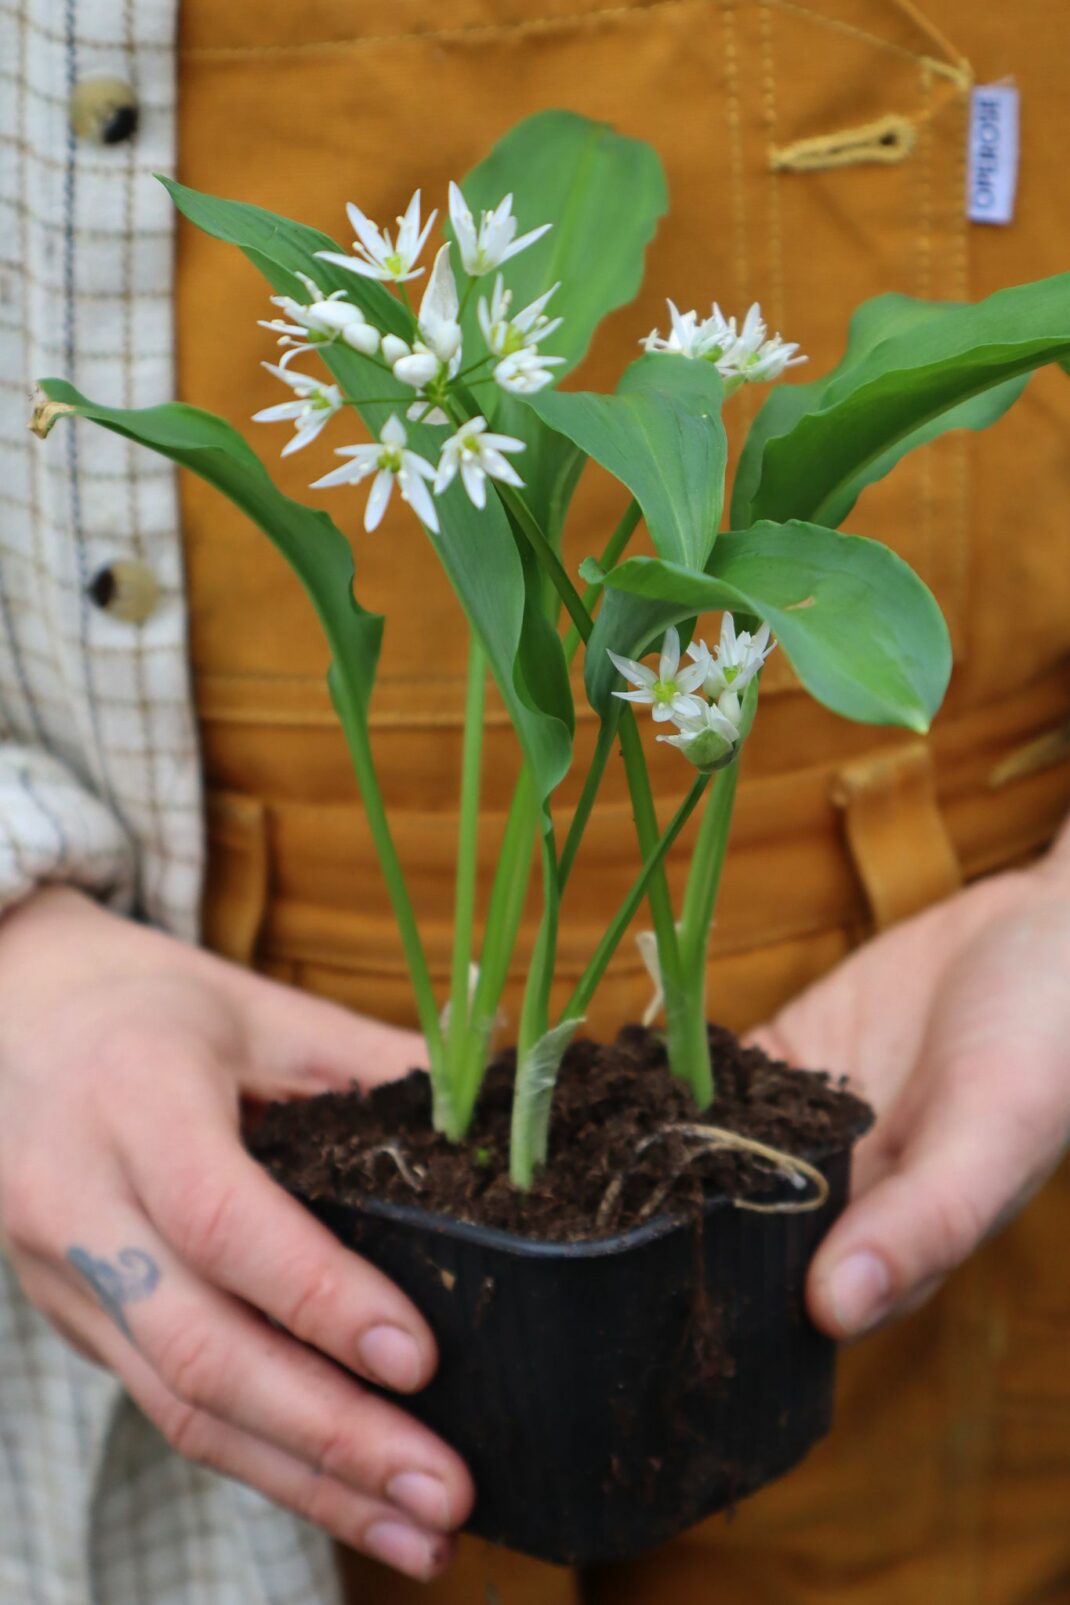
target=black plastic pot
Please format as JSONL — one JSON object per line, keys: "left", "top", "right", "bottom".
{"left": 295, "top": 1133, "right": 859, "bottom": 1566}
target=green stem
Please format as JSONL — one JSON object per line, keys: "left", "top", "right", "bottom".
{"left": 510, "top": 827, "right": 560, "bottom": 1187}
{"left": 662, "top": 758, "right": 742, "bottom": 1113}
{"left": 563, "top": 499, "right": 643, "bottom": 663}
{"left": 497, "top": 484, "right": 592, "bottom": 643}
{"left": 617, "top": 709, "right": 683, "bottom": 982}
{"left": 561, "top": 774, "right": 709, "bottom": 1022}
{"left": 453, "top": 769, "right": 538, "bottom": 1132}
{"left": 558, "top": 713, "right": 617, "bottom": 893}
{"left": 678, "top": 758, "right": 741, "bottom": 973}
{"left": 329, "top": 666, "right": 445, "bottom": 1072}
{"left": 440, "top": 637, "right": 486, "bottom": 1138}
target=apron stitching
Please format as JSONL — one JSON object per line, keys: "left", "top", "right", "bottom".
{"left": 178, "top": 0, "right": 714, "bottom": 60}
{"left": 757, "top": 3, "right": 786, "bottom": 333}
{"left": 175, "top": 0, "right": 967, "bottom": 72}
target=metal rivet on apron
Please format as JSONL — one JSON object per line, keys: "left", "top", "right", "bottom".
{"left": 69, "top": 78, "right": 140, "bottom": 145}
{"left": 87, "top": 560, "right": 160, "bottom": 624}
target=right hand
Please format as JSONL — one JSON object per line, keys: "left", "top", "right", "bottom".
{"left": 0, "top": 887, "right": 473, "bottom": 1581}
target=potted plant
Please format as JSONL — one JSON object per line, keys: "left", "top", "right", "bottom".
{"left": 35, "top": 110, "right": 1070, "bottom": 1567}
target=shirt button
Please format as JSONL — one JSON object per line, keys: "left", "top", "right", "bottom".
{"left": 69, "top": 77, "right": 139, "bottom": 146}
{"left": 88, "top": 560, "right": 160, "bottom": 624}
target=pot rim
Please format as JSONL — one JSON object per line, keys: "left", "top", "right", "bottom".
{"left": 297, "top": 1116, "right": 869, "bottom": 1260}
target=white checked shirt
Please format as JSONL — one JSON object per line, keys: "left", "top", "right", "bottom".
{"left": 0, "top": 2, "right": 341, "bottom": 1599}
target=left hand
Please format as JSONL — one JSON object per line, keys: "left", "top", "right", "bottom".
{"left": 750, "top": 817, "right": 1070, "bottom": 1340}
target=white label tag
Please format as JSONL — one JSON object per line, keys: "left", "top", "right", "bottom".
{"left": 967, "top": 85, "right": 1020, "bottom": 225}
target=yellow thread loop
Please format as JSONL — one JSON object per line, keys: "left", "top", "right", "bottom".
{"left": 771, "top": 113, "right": 917, "bottom": 173}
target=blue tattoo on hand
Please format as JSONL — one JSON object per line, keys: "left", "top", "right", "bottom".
{"left": 66, "top": 1246, "right": 161, "bottom": 1338}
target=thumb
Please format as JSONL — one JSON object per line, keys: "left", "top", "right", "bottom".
{"left": 807, "top": 1056, "right": 1063, "bottom": 1340}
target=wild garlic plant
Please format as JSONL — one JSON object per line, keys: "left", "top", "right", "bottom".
{"left": 36, "top": 111, "right": 1070, "bottom": 1187}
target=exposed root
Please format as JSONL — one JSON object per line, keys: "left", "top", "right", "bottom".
{"left": 362, "top": 1142, "right": 426, "bottom": 1192}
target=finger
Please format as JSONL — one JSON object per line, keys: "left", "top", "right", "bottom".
{"left": 57, "top": 1211, "right": 473, "bottom": 1531}
{"left": 30, "top": 1261, "right": 455, "bottom": 1581}
{"left": 807, "top": 1062, "right": 1067, "bottom": 1340}
{"left": 206, "top": 957, "right": 426, "bottom": 1096}
{"left": 118, "top": 1099, "right": 440, "bottom": 1392}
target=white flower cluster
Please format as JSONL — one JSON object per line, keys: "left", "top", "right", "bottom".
{"left": 643, "top": 299, "right": 806, "bottom": 385}
{"left": 609, "top": 616, "right": 775, "bottom": 770}
{"left": 253, "top": 183, "right": 563, "bottom": 534}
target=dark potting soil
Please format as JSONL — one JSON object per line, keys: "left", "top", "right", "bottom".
{"left": 248, "top": 1024, "right": 872, "bottom": 1242}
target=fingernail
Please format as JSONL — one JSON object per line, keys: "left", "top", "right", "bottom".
{"left": 387, "top": 1471, "right": 451, "bottom": 1530}
{"left": 827, "top": 1251, "right": 892, "bottom": 1335}
{"left": 365, "top": 1518, "right": 443, "bottom": 1579}
{"left": 356, "top": 1325, "right": 424, "bottom": 1391}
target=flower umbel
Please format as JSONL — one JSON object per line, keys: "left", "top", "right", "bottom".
{"left": 252, "top": 363, "right": 343, "bottom": 456}
{"left": 434, "top": 416, "right": 525, "bottom": 509}
{"left": 607, "top": 627, "right": 706, "bottom": 725}
{"left": 687, "top": 614, "right": 775, "bottom": 723}
{"left": 312, "top": 413, "right": 439, "bottom": 534}
{"left": 448, "top": 182, "right": 552, "bottom": 277}
{"left": 643, "top": 298, "right": 806, "bottom": 385}
{"left": 316, "top": 190, "right": 436, "bottom": 284}
{"left": 655, "top": 699, "right": 741, "bottom": 770}
{"left": 258, "top": 272, "right": 381, "bottom": 366}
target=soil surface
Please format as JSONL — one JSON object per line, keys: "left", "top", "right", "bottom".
{"left": 248, "top": 1024, "right": 872, "bottom": 1242}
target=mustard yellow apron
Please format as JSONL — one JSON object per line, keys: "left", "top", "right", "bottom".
{"left": 176, "top": 1, "right": 1070, "bottom": 1599}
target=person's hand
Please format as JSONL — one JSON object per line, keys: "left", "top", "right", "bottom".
{"left": 751, "top": 818, "right": 1070, "bottom": 1341}
{"left": 0, "top": 886, "right": 472, "bottom": 1581}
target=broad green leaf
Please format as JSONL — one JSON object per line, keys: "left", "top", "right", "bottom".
{"left": 161, "top": 179, "right": 573, "bottom": 813}
{"left": 37, "top": 378, "right": 383, "bottom": 716}
{"left": 733, "top": 276, "right": 1070, "bottom": 529}
{"left": 531, "top": 354, "right": 727, "bottom": 572}
{"left": 453, "top": 112, "right": 667, "bottom": 545}
{"left": 456, "top": 110, "right": 667, "bottom": 380}
{"left": 599, "top": 520, "right": 951, "bottom": 732}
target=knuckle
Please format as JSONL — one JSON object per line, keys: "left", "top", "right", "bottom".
{"left": 168, "top": 1181, "right": 240, "bottom": 1273}
{"left": 282, "top": 1262, "right": 342, "bottom": 1345}
{"left": 924, "top": 1187, "right": 987, "bottom": 1273}
{"left": 155, "top": 1323, "right": 226, "bottom": 1410}
{"left": 157, "top": 1398, "right": 217, "bottom": 1467}
{"left": 0, "top": 1157, "right": 58, "bottom": 1252}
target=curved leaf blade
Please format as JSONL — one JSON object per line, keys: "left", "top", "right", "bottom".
{"left": 531, "top": 354, "right": 726, "bottom": 572}
{"left": 457, "top": 110, "right": 667, "bottom": 380}
{"left": 600, "top": 520, "right": 951, "bottom": 732}
{"left": 733, "top": 276, "right": 1070, "bottom": 529}
{"left": 37, "top": 378, "right": 384, "bottom": 714}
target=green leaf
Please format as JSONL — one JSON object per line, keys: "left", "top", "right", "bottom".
{"left": 161, "top": 176, "right": 410, "bottom": 338}
{"left": 599, "top": 520, "right": 952, "bottom": 732}
{"left": 510, "top": 1017, "right": 584, "bottom": 1186}
{"left": 733, "top": 276, "right": 1070, "bottom": 529}
{"left": 37, "top": 378, "right": 384, "bottom": 715}
{"left": 530, "top": 354, "right": 727, "bottom": 572}
{"left": 161, "top": 179, "right": 573, "bottom": 814}
{"left": 456, "top": 110, "right": 667, "bottom": 380}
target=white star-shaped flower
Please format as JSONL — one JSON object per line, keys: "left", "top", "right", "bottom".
{"left": 656, "top": 699, "right": 741, "bottom": 769}
{"left": 715, "top": 302, "right": 806, "bottom": 383}
{"left": 258, "top": 272, "right": 381, "bottom": 366}
{"left": 687, "top": 614, "right": 775, "bottom": 722}
{"left": 383, "top": 245, "right": 463, "bottom": 423}
{"left": 312, "top": 414, "right": 439, "bottom": 534}
{"left": 607, "top": 627, "right": 707, "bottom": 724}
{"left": 252, "top": 363, "right": 343, "bottom": 456}
{"left": 448, "top": 182, "right": 552, "bottom": 276}
{"left": 642, "top": 299, "right": 734, "bottom": 361}
{"left": 434, "top": 416, "right": 525, "bottom": 509}
{"left": 316, "top": 190, "right": 436, "bottom": 284}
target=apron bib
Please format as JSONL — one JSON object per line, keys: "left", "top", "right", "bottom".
{"left": 176, "top": 1, "right": 1070, "bottom": 1598}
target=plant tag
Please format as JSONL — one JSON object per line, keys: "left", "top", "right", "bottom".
{"left": 967, "top": 84, "right": 1020, "bottom": 225}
